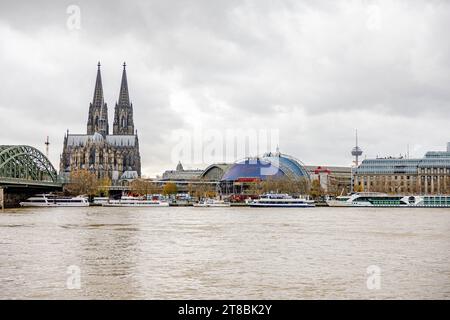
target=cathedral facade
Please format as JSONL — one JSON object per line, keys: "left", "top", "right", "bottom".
{"left": 60, "top": 62, "right": 141, "bottom": 182}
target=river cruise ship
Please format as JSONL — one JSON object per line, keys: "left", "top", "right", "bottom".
{"left": 326, "top": 192, "right": 450, "bottom": 207}
{"left": 193, "top": 199, "right": 231, "bottom": 207}
{"left": 247, "top": 193, "right": 315, "bottom": 208}
{"left": 102, "top": 196, "right": 169, "bottom": 207}
{"left": 20, "top": 194, "right": 89, "bottom": 207}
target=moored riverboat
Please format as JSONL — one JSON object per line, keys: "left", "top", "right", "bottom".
{"left": 247, "top": 193, "right": 315, "bottom": 208}
{"left": 20, "top": 194, "right": 89, "bottom": 207}
{"left": 326, "top": 192, "right": 450, "bottom": 207}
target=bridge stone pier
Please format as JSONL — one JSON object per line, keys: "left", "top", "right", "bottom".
{"left": 0, "top": 145, "right": 62, "bottom": 208}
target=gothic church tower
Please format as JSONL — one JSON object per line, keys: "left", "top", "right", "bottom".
{"left": 87, "top": 62, "right": 109, "bottom": 136}
{"left": 61, "top": 62, "right": 141, "bottom": 182}
{"left": 113, "top": 62, "right": 134, "bottom": 135}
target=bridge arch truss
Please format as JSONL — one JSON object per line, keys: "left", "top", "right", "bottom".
{"left": 0, "top": 145, "right": 58, "bottom": 184}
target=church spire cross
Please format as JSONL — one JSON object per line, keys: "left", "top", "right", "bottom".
{"left": 118, "top": 62, "right": 130, "bottom": 106}
{"left": 92, "top": 61, "right": 104, "bottom": 106}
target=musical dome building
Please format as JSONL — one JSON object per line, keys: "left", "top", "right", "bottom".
{"left": 219, "top": 150, "right": 310, "bottom": 194}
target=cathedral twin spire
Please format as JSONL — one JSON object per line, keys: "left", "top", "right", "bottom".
{"left": 92, "top": 62, "right": 104, "bottom": 107}
{"left": 113, "top": 62, "right": 134, "bottom": 135}
{"left": 118, "top": 62, "right": 130, "bottom": 107}
{"left": 87, "top": 62, "right": 134, "bottom": 137}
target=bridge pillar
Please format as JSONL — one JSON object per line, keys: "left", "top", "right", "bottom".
{"left": 0, "top": 188, "right": 4, "bottom": 211}
{"left": 0, "top": 186, "right": 62, "bottom": 208}
{"left": 2, "top": 188, "right": 35, "bottom": 208}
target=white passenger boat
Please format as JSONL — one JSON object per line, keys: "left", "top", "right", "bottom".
{"left": 20, "top": 194, "right": 89, "bottom": 207}
{"left": 325, "top": 194, "right": 354, "bottom": 207}
{"left": 102, "top": 196, "right": 169, "bottom": 207}
{"left": 247, "top": 193, "right": 315, "bottom": 208}
{"left": 193, "top": 199, "right": 231, "bottom": 207}
{"left": 92, "top": 197, "right": 109, "bottom": 205}
{"left": 326, "top": 192, "right": 450, "bottom": 207}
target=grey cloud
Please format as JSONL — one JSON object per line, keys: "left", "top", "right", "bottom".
{"left": 1, "top": 0, "right": 450, "bottom": 176}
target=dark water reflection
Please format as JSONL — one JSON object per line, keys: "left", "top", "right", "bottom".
{"left": 0, "top": 207, "right": 449, "bottom": 299}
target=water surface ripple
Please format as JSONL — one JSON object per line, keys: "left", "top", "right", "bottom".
{"left": 0, "top": 207, "right": 449, "bottom": 299}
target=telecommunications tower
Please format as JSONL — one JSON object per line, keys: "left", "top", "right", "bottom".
{"left": 351, "top": 129, "right": 363, "bottom": 167}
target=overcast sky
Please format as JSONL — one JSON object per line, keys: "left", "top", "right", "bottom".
{"left": 1, "top": 0, "right": 450, "bottom": 177}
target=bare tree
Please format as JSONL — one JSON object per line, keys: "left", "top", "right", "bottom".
{"left": 130, "top": 179, "right": 160, "bottom": 195}
{"left": 64, "top": 169, "right": 99, "bottom": 196}
{"left": 162, "top": 182, "right": 178, "bottom": 196}
{"left": 259, "top": 177, "right": 309, "bottom": 195}
{"left": 309, "top": 179, "right": 324, "bottom": 199}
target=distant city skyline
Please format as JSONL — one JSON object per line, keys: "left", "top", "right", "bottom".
{"left": 1, "top": 0, "right": 450, "bottom": 177}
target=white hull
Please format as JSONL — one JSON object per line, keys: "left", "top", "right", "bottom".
{"left": 248, "top": 193, "right": 315, "bottom": 208}
{"left": 103, "top": 201, "right": 169, "bottom": 207}
{"left": 326, "top": 193, "right": 450, "bottom": 208}
{"left": 20, "top": 194, "right": 89, "bottom": 207}
{"left": 20, "top": 202, "right": 89, "bottom": 207}
{"left": 193, "top": 203, "right": 231, "bottom": 207}
{"left": 248, "top": 203, "right": 315, "bottom": 208}
{"left": 326, "top": 200, "right": 354, "bottom": 207}
{"left": 193, "top": 199, "right": 231, "bottom": 207}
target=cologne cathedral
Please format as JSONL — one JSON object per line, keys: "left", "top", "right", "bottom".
{"left": 60, "top": 62, "right": 141, "bottom": 181}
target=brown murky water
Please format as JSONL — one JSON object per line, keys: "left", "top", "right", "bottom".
{"left": 0, "top": 206, "right": 449, "bottom": 299}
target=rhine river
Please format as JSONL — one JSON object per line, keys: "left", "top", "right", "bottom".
{"left": 0, "top": 206, "right": 449, "bottom": 299}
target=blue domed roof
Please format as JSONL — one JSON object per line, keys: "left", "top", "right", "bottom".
{"left": 221, "top": 158, "right": 284, "bottom": 181}
{"left": 221, "top": 153, "right": 310, "bottom": 182}
{"left": 263, "top": 152, "right": 310, "bottom": 178}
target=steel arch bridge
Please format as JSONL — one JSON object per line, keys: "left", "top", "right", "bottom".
{"left": 0, "top": 145, "right": 60, "bottom": 187}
